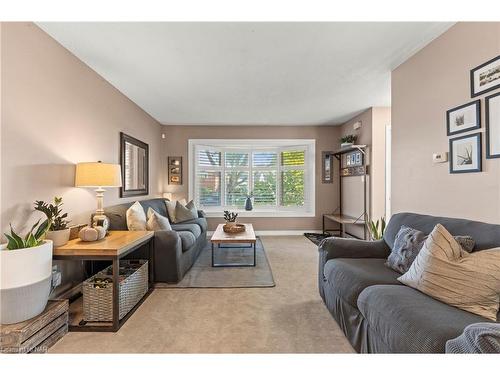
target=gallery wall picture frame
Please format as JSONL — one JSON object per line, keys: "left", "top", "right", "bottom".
{"left": 485, "top": 91, "right": 500, "bottom": 159}
{"left": 322, "top": 151, "right": 334, "bottom": 183}
{"left": 470, "top": 55, "right": 500, "bottom": 97}
{"left": 446, "top": 100, "right": 481, "bottom": 136}
{"left": 168, "top": 156, "right": 183, "bottom": 185}
{"left": 449, "top": 133, "right": 482, "bottom": 174}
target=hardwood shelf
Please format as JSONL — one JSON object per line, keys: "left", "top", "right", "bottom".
{"left": 324, "top": 214, "right": 365, "bottom": 225}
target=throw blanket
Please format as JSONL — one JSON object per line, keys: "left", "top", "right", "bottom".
{"left": 446, "top": 323, "right": 500, "bottom": 353}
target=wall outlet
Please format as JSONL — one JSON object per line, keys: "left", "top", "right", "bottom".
{"left": 432, "top": 152, "right": 448, "bottom": 163}
{"left": 52, "top": 265, "right": 62, "bottom": 288}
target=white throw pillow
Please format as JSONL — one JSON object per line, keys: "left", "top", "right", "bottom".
{"left": 165, "top": 198, "right": 187, "bottom": 223}
{"left": 126, "top": 201, "right": 147, "bottom": 231}
{"left": 398, "top": 224, "right": 500, "bottom": 321}
{"left": 146, "top": 207, "right": 172, "bottom": 231}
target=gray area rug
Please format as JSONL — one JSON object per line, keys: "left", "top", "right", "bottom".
{"left": 157, "top": 238, "right": 275, "bottom": 288}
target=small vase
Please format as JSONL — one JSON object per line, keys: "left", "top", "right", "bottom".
{"left": 46, "top": 228, "right": 71, "bottom": 248}
{"left": 245, "top": 197, "right": 253, "bottom": 211}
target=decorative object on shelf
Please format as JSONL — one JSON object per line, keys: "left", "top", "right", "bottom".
{"left": 69, "top": 224, "right": 87, "bottom": 240}
{"left": 1, "top": 221, "right": 52, "bottom": 324}
{"left": 223, "top": 210, "right": 238, "bottom": 227}
{"left": 322, "top": 151, "right": 334, "bottom": 183}
{"left": 168, "top": 156, "right": 182, "bottom": 185}
{"left": 446, "top": 100, "right": 481, "bottom": 136}
{"left": 340, "top": 134, "right": 357, "bottom": 148}
{"left": 470, "top": 55, "right": 500, "bottom": 97}
{"left": 0, "top": 300, "right": 69, "bottom": 354}
{"left": 486, "top": 91, "right": 500, "bottom": 159}
{"left": 449, "top": 133, "right": 482, "bottom": 174}
{"left": 75, "top": 161, "right": 122, "bottom": 231}
{"left": 34, "top": 197, "right": 71, "bottom": 247}
{"left": 223, "top": 223, "right": 246, "bottom": 234}
{"left": 245, "top": 191, "right": 254, "bottom": 211}
{"left": 78, "top": 226, "right": 106, "bottom": 242}
{"left": 368, "top": 217, "right": 386, "bottom": 240}
{"left": 340, "top": 149, "right": 365, "bottom": 177}
{"left": 120, "top": 132, "right": 149, "bottom": 197}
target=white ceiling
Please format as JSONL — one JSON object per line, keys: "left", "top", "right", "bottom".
{"left": 38, "top": 22, "right": 453, "bottom": 126}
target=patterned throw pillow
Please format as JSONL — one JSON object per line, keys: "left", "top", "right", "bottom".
{"left": 386, "top": 225, "right": 475, "bottom": 274}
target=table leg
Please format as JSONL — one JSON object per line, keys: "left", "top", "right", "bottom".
{"left": 112, "top": 257, "right": 120, "bottom": 332}
{"left": 148, "top": 238, "right": 154, "bottom": 286}
{"left": 211, "top": 242, "right": 214, "bottom": 267}
{"left": 253, "top": 242, "right": 256, "bottom": 267}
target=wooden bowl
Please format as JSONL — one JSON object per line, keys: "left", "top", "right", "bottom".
{"left": 223, "top": 223, "right": 246, "bottom": 234}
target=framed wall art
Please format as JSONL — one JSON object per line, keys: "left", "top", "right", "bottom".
{"left": 470, "top": 55, "right": 500, "bottom": 97}
{"left": 486, "top": 91, "right": 500, "bottom": 159}
{"left": 449, "top": 133, "right": 482, "bottom": 174}
{"left": 446, "top": 100, "right": 481, "bottom": 136}
{"left": 168, "top": 156, "right": 183, "bottom": 185}
{"left": 120, "top": 132, "right": 149, "bottom": 197}
{"left": 322, "top": 152, "right": 334, "bottom": 183}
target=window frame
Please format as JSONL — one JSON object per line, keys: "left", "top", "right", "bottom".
{"left": 188, "top": 139, "right": 315, "bottom": 217}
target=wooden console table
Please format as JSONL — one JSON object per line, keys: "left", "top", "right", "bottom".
{"left": 53, "top": 231, "right": 154, "bottom": 332}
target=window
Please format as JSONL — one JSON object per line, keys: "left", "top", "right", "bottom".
{"left": 189, "top": 139, "right": 315, "bottom": 217}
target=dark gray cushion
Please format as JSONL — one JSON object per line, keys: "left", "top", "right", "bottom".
{"left": 174, "top": 217, "right": 207, "bottom": 233}
{"left": 386, "top": 225, "right": 475, "bottom": 274}
{"left": 358, "top": 285, "right": 490, "bottom": 353}
{"left": 170, "top": 223, "right": 202, "bottom": 238}
{"left": 446, "top": 323, "right": 500, "bottom": 353}
{"left": 323, "top": 258, "right": 401, "bottom": 307}
{"left": 384, "top": 212, "right": 500, "bottom": 251}
{"left": 177, "top": 231, "right": 196, "bottom": 251}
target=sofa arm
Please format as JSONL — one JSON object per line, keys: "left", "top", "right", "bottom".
{"left": 446, "top": 323, "right": 500, "bottom": 354}
{"left": 153, "top": 230, "right": 182, "bottom": 282}
{"left": 197, "top": 210, "right": 207, "bottom": 219}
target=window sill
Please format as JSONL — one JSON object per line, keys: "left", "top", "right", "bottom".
{"left": 202, "top": 210, "right": 316, "bottom": 218}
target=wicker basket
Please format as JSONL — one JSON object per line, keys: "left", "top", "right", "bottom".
{"left": 223, "top": 223, "right": 246, "bottom": 234}
{"left": 82, "top": 260, "right": 148, "bottom": 322}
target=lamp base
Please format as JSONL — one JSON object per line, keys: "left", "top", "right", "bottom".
{"left": 92, "top": 214, "right": 110, "bottom": 232}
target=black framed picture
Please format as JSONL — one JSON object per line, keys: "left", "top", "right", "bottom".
{"left": 449, "top": 133, "right": 482, "bottom": 174}
{"left": 486, "top": 91, "right": 500, "bottom": 159}
{"left": 120, "top": 132, "right": 149, "bottom": 197}
{"left": 446, "top": 100, "right": 481, "bottom": 136}
{"left": 470, "top": 55, "right": 500, "bottom": 97}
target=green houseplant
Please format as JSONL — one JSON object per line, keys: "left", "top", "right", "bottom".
{"left": 34, "top": 197, "right": 71, "bottom": 247}
{"left": 340, "top": 134, "right": 357, "bottom": 148}
{"left": 368, "top": 217, "right": 386, "bottom": 240}
{"left": 223, "top": 210, "right": 238, "bottom": 227}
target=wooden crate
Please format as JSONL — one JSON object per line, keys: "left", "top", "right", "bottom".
{"left": 0, "top": 299, "right": 68, "bottom": 353}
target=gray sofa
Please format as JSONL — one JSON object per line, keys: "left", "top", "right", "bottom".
{"left": 105, "top": 198, "right": 207, "bottom": 283}
{"left": 318, "top": 212, "right": 500, "bottom": 353}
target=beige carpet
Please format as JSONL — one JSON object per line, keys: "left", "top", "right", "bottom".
{"left": 157, "top": 238, "right": 275, "bottom": 288}
{"left": 49, "top": 236, "right": 354, "bottom": 353}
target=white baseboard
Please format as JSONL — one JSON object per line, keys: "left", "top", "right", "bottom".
{"left": 207, "top": 229, "right": 323, "bottom": 236}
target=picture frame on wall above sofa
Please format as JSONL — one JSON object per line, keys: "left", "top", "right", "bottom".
{"left": 470, "top": 55, "right": 500, "bottom": 97}
{"left": 120, "top": 132, "right": 149, "bottom": 197}
{"left": 449, "top": 133, "right": 482, "bottom": 174}
{"left": 322, "top": 151, "right": 333, "bottom": 183}
{"left": 446, "top": 100, "right": 481, "bottom": 136}
{"left": 486, "top": 91, "right": 500, "bottom": 159}
{"left": 168, "top": 156, "right": 183, "bottom": 185}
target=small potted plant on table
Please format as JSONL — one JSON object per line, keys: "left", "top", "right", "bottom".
{"left": 34, "top": 197, "right": 70, "bottom": 247}
{"left": 223, "top": 210, "right": 238, "bottom": 228}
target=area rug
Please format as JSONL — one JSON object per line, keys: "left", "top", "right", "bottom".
{"left": 156, "top": 238, "right": 275, "bottom": 288}
{"left": 304, "top": 232, "right": 331, "bottom": 246}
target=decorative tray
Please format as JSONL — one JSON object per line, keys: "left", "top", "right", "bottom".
{"left": 223, "top": 223, "right": 246, "bottom": 234}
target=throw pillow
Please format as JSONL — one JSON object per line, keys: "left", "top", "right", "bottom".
{"left": 398, "top": 224, "right": 500, "bottom": 321}
{"left": 146, "top": 207, "right": 172, "bottom": 231}
{"left": 165, "top": 198, "right": 187, "bottom": 223}
{"left": 174, "top": 200, "right": 198, "bottom": 223}
{"left": 386, "top": 225, "right": 475, "bottom": 274}
{"left": 126, "top": 201, "right": 147, "bottom": 231}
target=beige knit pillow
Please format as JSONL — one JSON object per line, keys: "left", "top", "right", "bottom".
{"left": 398, "top": 224, "right": 500, "bottom": 321}
{"left": 126, "top": 201, "right": 147, "bottom": 231}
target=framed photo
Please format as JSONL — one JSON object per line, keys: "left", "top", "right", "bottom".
{"left": 446, "top": 100, "right": 481, "bottom": 136}
{"left": 322, "top": 151, "right": 333, "bottom": 183}
{"left": 486, "top": 91, "right": 500, "bottom": 158}
{"left": 168, "top": 156, "right": 182, "bottom": 185}
{"left": 470, "top": 55, "right": 500, "bottom": 97}
{"left": 449, "top": 133, "right": 482, "bottom": 174}
{"left": 346, "top": 155, "right": 351, "bottom": 166}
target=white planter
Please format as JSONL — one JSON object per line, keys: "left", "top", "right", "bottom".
{"left": 225, "top": 221, "right": 236, "bottom": 228}
{"left": 0, "top": 240, "right": 53, "bottom": 324}
{"left": 46, "top": 228, "right": 70, "bottom": 247}
{"left": 341, "top": 142, "right": 354, "bottom": 148}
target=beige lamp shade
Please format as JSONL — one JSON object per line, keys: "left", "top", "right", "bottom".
{"left": 75, "top": 162, "right": 122, "bottom": 188}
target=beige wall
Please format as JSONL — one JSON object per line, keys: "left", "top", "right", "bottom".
{"left": 392, "top": 22, "right": 500, "bottom": 224}
{"left": 162, "top": 125, "right": 341, "bottom": 231}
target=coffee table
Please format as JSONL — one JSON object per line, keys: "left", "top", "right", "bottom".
{"left": 210, "top": 223, "right": 256, "bottom": 267}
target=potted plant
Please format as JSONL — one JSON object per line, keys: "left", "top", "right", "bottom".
{"left": 340, "top": 134, "right": 357, "bottom": 148}
{"left": 34, "top": 197, "right": 70, "bottom": 247}
{"left": 223, "top": 210, "right": 238, "bottom": 228}
{"left": 368, "top": 217, "right": 386, "bottom": 240}
{"left": 245, "top": 191, "right": 254, "bottom": 211}
{"left": 1, "top": 220, "right": 52, "bottom": 324}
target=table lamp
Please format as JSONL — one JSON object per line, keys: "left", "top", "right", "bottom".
{"left": 75, "top": 161, "right": 122, "bottom": 230}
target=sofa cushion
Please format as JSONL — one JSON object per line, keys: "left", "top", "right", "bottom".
{"left": 170, "top": 223, "right": 202, "bottom": 238}
{"left": 146, "top": 207, "right": 172, "bottom": 231}
{"left": 126, "top": 201, "right": 147, "bottom": 231}
{"left": 175, "top": 200, "right": 198, "bottom": 223}
{"left": 177, "top": 218, "right": 207, "bottom": 233}
{"left": 357, "top": 285, "right": 490, "bottom": 353}
{"left": 177, "top": 231, "right": 196, "bottom": 251}
{"left": 323, "top": 258, "right": 401, "bottom": 307}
